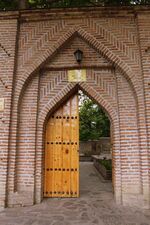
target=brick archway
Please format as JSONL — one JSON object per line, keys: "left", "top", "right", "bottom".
{"left": 35, "top": 81, "right": 120, "bottom": 204}
{"left": 3, "top": 8, "right": 149, "bottom": 209}
{"left": 9, "top": 64, "right": 140, "bottom": 208}
{"left": 17, "top": 27, "right": 139, "bottom": 104}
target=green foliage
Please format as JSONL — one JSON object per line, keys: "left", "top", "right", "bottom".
{"left": 28, "top": 0, "right": 150, "bottom": 8}
{"left": 99, "top": 159, "right": 112, "bottom": 170}
{"left": 0, "top": 0, "right": 18, "bottom": 10}
{"left": 28, "top": 0, "right": 52, "bottom": 8}
{"left": 79, "top": 95, "right": 110, "bottom": 141}
{"left": 0, "top": 0, "right": 150, "bottom": 10}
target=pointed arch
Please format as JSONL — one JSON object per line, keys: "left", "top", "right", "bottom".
{"left": 17, "top": 26, "right": 139, "bottom": 108}
{"left": 34, "top": 81, "right": 121, "bottom": 204}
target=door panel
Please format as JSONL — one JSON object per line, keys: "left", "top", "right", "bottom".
{"left": 44, "top": 94, "right": 79, "bottom": 198}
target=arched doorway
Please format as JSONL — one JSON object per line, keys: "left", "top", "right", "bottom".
{"left": 6, "top": 20, "right": 147, "bottom": 208}
{"left": 43, "top": 87, "right": 114, "bottom": 200}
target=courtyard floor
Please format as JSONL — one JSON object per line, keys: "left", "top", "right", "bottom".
{"left": 0, "top": 162, "right": 150, "bottom": 225}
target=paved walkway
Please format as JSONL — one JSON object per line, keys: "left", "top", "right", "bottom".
{"left": 0, "top": 162, "right": 150, "bottom": 225}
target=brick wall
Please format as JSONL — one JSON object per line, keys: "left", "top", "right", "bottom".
{"left": 0, "top": 12, "right": 18, "bottom": 208}
{"left": 0, "top": 7, "right": 150, "bottom": 209}
{"left": 137, "top": 12, "right": 150, "bottom": 208}
{"left": 79, "top": 138, "right": 111, "bottom": 156}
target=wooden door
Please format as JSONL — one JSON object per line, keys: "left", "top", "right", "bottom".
{"left": 44, "top": 94, "right": 79, "bottom": 198}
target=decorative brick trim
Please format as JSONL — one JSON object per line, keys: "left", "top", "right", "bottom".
{"left": 2, "top": 8, "right": 149, "bottom": 209}
{"left": 16, "top": 25, "right": 140, "bottom": 108}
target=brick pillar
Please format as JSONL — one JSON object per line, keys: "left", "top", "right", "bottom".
{"left": 116, "top": 69, "right": 142, "bottom": 207}
{"left": 137, "top": 13, "right": 150, "bottom": 209}
{"left": 0, "top": 15, "right": 18, "bottom": 208}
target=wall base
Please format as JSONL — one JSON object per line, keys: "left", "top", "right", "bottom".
{"left": 122, "top": 193, "right": 149, "bottom": 209}
{"left": 7, "top": 192, "right": 34, "bottom": 208}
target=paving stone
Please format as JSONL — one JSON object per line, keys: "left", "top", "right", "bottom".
{"left": 0, "top": 162, "right": 149, "bottom": 225}
{"left": 140, "top": 224, "right": 149, "bottom": 225}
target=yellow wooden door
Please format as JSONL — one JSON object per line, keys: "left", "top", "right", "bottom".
{"left": 44, "top": 94, "right": 79, "bottom": 198}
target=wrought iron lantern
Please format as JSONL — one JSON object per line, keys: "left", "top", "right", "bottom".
{"left": 74, "top": 49, "right": 83, "bottom": 64}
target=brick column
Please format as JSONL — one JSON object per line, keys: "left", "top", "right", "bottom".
{"left": 137, "top": 12, "right": 150, "bottom": 209}
{"left": 0, "top": 14, "right": 18, "bottom": 208}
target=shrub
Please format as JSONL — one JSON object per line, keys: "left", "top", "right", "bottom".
{"left": 99, "top": 159, "right": 112, "bottom": 171}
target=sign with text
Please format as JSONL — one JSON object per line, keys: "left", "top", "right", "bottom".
{"left": 0, "top": 98, "right": 5, "bottom": 112}
{"left": 68, "top": 69, "right": 86, "bottom": 82}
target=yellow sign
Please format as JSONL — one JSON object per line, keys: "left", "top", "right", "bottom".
{"left": 0, "top": 98, "right": 4, "bottom": 112}
{"left": 68, "top": 69, "right": 86, "bottom": 82}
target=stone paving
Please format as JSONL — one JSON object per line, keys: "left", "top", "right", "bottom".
{"left": 0, "top": 162, "right": 150, "bottom": 225}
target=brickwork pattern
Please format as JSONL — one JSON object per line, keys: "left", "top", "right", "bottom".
{"left": 137, "top": 13, "right": 150, "bottom": 207}
{"left": 0, "top": 18, "right": 18, "bottom": 208}
{"left": 0, "top": 7, "right": 149, "bottom": 209}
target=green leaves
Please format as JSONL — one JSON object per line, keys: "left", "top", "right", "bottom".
{"left": 0, "top": 0, "right": 18, "bottom": 10}
{"left": 79, "top": 96, "right": 110, "bottom": 141}
{"left": 0, "top": 0, "right": 150, "bottom": 10}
